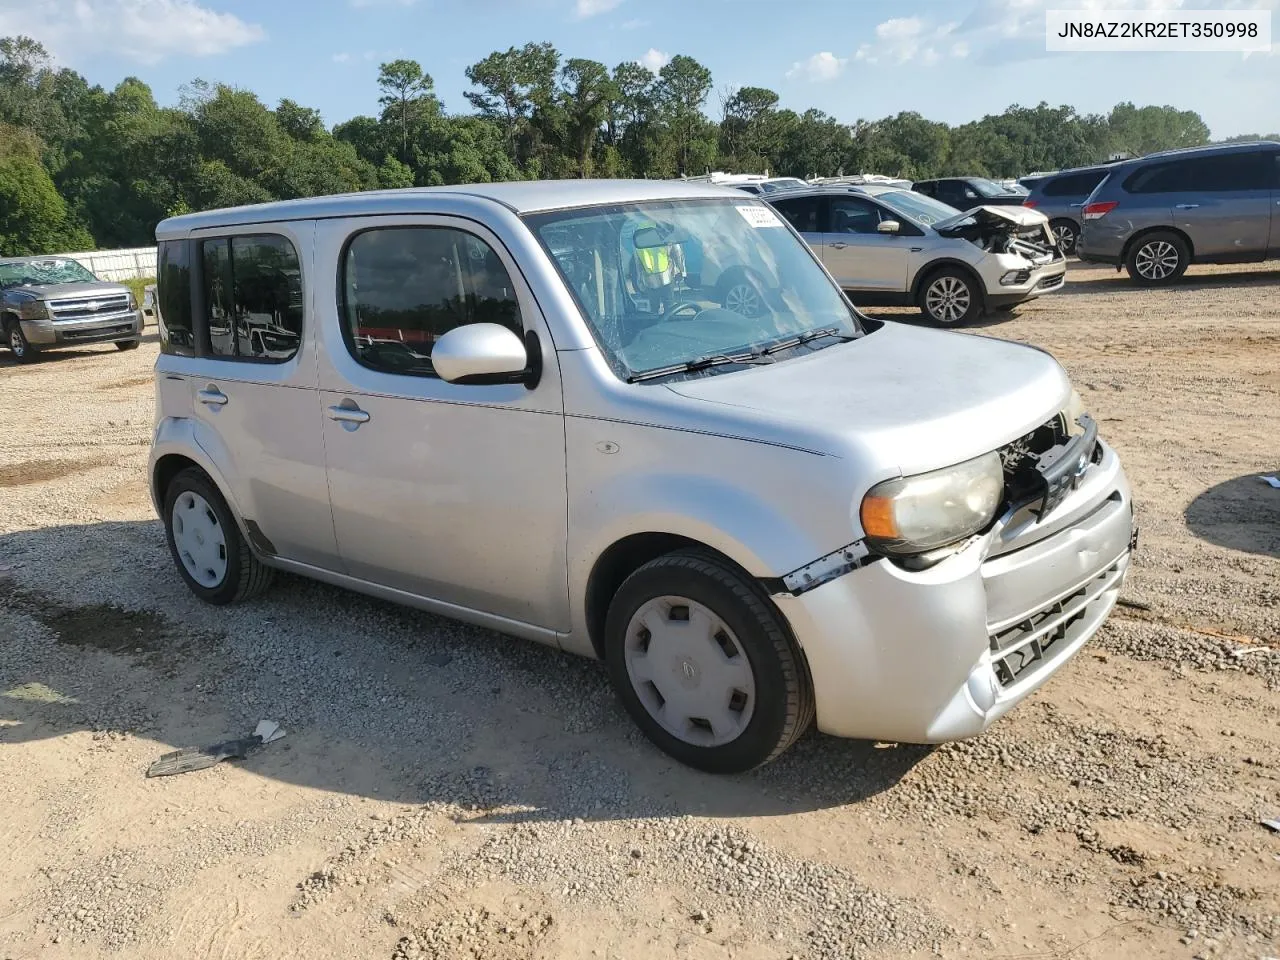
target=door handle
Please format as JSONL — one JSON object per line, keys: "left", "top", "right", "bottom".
{"left": 327, "top": 402, "right": 370, "bottom": 426}
{"left": 1174, "top": 203, "right": 1200, "bottom": 210}
{"left": 828, "top": 242, "right": 848, "bottom": 249}
{"left": 196, "top": 387, "right": 228, "bottom": 407}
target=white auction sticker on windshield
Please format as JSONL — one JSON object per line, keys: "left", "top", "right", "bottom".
{"left": 736, "top": 205, "right": 784, "bottom": 228}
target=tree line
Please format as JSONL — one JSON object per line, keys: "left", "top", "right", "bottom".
{"left": 1, "top": 34, "right": 1272, "bottom": 255}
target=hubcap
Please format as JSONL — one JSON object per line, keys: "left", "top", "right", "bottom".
{"left": 1054, "top": 224, "right": 1076, "bottom": 252}
{"left": 171, "top": 491, "right": 228, "bottom": 588}
{"left": 925, "top": 276, "right": 971, "bottom": 323}
{"left": 1135, "top": 240, "right": 1179, "bottom": 280}
{"left": 623, "top": 596, "right": 756, "bottom": 747}
{"left": 10, "top": 328, "right": 24, "bottom": 356}
{"left": 725, "top": 282, "right": 763, "bottom": 318}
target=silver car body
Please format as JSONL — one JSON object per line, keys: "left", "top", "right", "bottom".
{"left": 768, "top": 185, "right": 1067, "bottom": 311}
{"left": 150, "top": 180, "right": 1131, "bottom": 745}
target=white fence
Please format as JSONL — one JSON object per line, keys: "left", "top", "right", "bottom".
{"left": 53, "top": 247, "right": 157, "bottom": 281}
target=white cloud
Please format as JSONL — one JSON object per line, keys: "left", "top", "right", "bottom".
{"left": 332, "top": 52, "right": 352, "bottom": 63}
{"left": 621, "top": 17, "right": 645, "bottom": 29}
{"left": 575, "top": 0, "right": 622, "bottom": 17}
{"left": 786, "top": 51, "right": 848, "bottom": 82}
{"left": 0, "top": 0, "right": 263, "bottom": 64}
{"left": 636, "top": 47, "right": 670, "bottom": 72}
{"left": 855, "top": 16, "right": 963, "bottom": 64}
{"left": 349, "top": 0, "right": 419, "bottom": 7}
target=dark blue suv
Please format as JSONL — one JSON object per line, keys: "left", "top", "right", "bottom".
{"left": 1077, "top": 141, "right": 1280, "bottom": 285}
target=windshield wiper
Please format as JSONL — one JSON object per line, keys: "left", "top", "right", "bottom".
{"left": 759, "top": 326, "right": 857, "bottom": 357}
{"left": 626, "top": 352, "right": 772, "bottom": 383}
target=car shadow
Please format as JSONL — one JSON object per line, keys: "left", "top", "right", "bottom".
{"left": 1059, "top": 264, "right": 1280, "bottom": 296}
{"left": 0, "top": 520, "right": 930, "bottom": 824}
{"left": 1184, "top": 471, "right": 1280, "bottom": 560}
{"left": 0, "top": 335, "right": 156, "bottom": 368}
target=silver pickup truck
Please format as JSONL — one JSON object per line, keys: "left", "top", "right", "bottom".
{"left": 1, "top": 255, "right": 144, "bottom": 363}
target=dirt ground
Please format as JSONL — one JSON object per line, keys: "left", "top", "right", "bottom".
{"left": 1, "top": 260, "right": 1278, "bottom": 960}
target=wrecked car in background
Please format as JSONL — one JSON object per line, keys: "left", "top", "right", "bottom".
{"left": 769, "top": 184, "right": 1067, "bottom": 325}
{"left": 149, "top": 179, "right": 1131, "bottom": 773}
{"left": 1, "top": 255, "right": 144, "bottom": 363}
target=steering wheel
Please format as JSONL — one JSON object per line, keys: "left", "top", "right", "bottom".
{"left": 665, "top": 301, "right": 705, "bottom": 320}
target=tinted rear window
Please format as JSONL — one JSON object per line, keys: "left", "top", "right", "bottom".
{"left": 1125, "top": 150, "right": 1271, "bottom": 193}
{"left": 157, "top": 240, "right": 194, "bottom": 357}
{"left": 1043, "top": 170, "right": 1108, "bottom": 197}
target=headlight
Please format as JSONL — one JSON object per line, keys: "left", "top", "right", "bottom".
{"left": 860, "top": 452, "right": 1005, "bottom": 555}
{"left": 1064, "top": 388, "right": 1086, "bottom": 436}
{"left": 127, "top": 291, "right": 138, "bottom": 309}
{"left": 999, "top": 269, "right": 1030, "bottom": 286}
{"left": 17, "top": 300, "right": 48, "bottom": 320}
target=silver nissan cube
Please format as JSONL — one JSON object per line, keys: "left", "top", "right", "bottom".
{"left": 149, "top": 180, "right": 1134, "bottom": 773}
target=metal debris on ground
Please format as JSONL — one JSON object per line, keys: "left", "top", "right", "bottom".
{"left": 1261, "top": 819, "right": 1280, "bottom": 834}
{"left": 1260, "top": 475, "right": 1280, "bottom": 488}
{"left": 145, "top": 720, "right": 286, "bottom": 778}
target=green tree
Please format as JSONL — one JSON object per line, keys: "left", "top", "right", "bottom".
{"left": 654, "top": 55, "right": 715, "bottom": 175}
{"left": 0, "top": 125, "right": 93, "bottom": 255}
{"left": 377, "top": 59, "right": 437, "bottom": 163}
{"left": 558, "top": 58, "right": 616, "bottom": 177}
{"left": 464, "top": 42, "right": 559, "bottom": 164}
{"left": 1107, "top": 102, "right": 1209, "bottom": 157}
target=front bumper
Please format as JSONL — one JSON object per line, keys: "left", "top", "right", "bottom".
{"left": 20, "top": 310, "right": 143, "bottom": 348}
{"left": 979, "top": 255, "right": 1067, "bottom": 308}
{"left": 774, "top": 439, "right": 1132, "bottom": 743}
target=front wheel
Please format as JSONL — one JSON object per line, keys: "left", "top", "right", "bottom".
{"left": 163, "top": 467, "right": 274, "bottom": 605}
{"left": 116, "top": 339, "right": 140, "bottom": 351}
{"left": 1125, "top": 231, "right": 1188, "bottom": 286}
{"left": 6, "top": 320, "right": 37, "bottom": 364}
{"left": 716, "top": 269, "right": 768, "bottom": 319}
{"left": 918, "top": 267, "right": 982, "bottom": 326}
{"left": 604, "top": 550, "right": 814, "bottom": 773}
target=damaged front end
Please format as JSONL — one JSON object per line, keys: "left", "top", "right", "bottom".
{"left": 935, "top": 205, "right": 1061, "bottom": 262}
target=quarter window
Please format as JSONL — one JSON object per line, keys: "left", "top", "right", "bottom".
{"left": 1043, "top": 170, "right": 1107, "bottom": 197}
{"left": 771, "top": 196, "right": 823, "bottom": 233}
{"left": 1126, "top": 152, "right": 1270, "bottom": 194}
{"left": 198, "top": 234, "right": 303, "bottom": 362}
{"left": 157, "top": 240, "right": 194, "bottom": 357}
{"left": 340, "top": 227, "right": 522, "bottom": 378}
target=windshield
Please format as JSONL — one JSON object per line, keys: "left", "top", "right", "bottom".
{"left": 526, "top": 198, "right": 861, "bottom": 381}
{"left": 874, "top": 190, "right": 960, "bottom": 227}
{"left": 0, "top": 257, "right": 98, "bottom": 289}
{"left": 970, "top": 177, "right": 1018, "bottom": 198}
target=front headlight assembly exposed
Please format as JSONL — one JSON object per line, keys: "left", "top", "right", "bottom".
{"left": 859, "top": 452, "right": 1005, "bottom": 556}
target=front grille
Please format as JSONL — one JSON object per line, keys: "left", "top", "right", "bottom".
{"left": 989, "top": 559, "right": 1125, "bottom": 688}
{"left": 1036, "top": 273, "right": 1065, "bottom": 291}
{"left": 48, "top": 294, "right": 131, "bottom": 321}
{"left": 60, "top": 322, "right": 133, "bottom": 341}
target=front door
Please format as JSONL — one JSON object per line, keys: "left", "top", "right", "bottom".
{"left": 315, "top": 217, "right": 570, "bottom": 631}
{"left": 819, "top": 196, "right": 910, "bottom": 292}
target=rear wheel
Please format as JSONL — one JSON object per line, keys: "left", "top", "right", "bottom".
{"left": 604, "top": 549, "right": 814, "bottom": 773}
{"left": 1049, "top": 219, "right": 1078, "bottom": 255}
{"left": 918, "top": 267, "right": 982, "bottom": 326}
{"left": 163, "top": 467, "right": 274, "bottom": 605}
{"left": 1125, "top": 231, "right": 1188, "bottom": 286}
{"left": 716, "top": 268, "right": 767, "bottom": 319}
{"left": 5, "top": 320, "right": 37, "bottom": 364}
{"left": 116, "top": 339, "right": 140, "bottom": 351}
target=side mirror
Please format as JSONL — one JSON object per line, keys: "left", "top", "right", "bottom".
{"left": 877, "top": 220, "right": 901, "bottom": 234}
{"left": 432, "top": 323, "right": 532, "bottom": 386}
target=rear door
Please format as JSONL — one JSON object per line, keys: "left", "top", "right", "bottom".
{"left": 819, "top": 195, "right": 910, "bottom": 292}
{"left": 183, "top": 223, "right": 338, "bottom": 568}
{"left": 1136, "top": 151, "right": 1272, "bottom": 259}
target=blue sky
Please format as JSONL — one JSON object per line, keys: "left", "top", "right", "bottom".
{"left": 2, "top": 0, "right": 1278, "bottom": 137}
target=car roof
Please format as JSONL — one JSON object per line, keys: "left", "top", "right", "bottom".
{"left": 1135, "top": 140, "right": 1279, "bottom": 162}
{"left": 763, "top": 184, "right": 908, "bottom": 199}
{"left": 156, "top": 179, "right": 751, "bottom": 238}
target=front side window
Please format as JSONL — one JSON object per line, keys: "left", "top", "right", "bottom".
{"left": 526, "top": 198, "right": 862, "bottom": 381}
{"left": 198, "top": 234, "right": 302, "bottom": 362}
{"left": 341, "top": 227, "right": 522, "bottom": 378}
{"left": 830, "top": 197, "right": 886, "bottom": 234}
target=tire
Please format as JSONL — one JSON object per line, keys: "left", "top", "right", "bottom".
{"left": 917, "top": 266, "right": 983, "bottom": 326}
{"left": 162, "top": 467, "right": 274, "bottom": 605}
{"left": 1125, "top": 231, "right": 1188, "bottom": 286}
{"left": 1049, "top": 219, "right": 1078, "bottom": 256}
{"left": 116, "top": 339, "right": 141, "bottom": 351}
{"left": 716, "top": 268, "right": 767, "bottom": 319}
{"left": 603, "top": 549, "right": 814, "bottom": 773}
{"left": 5, "top": 319, "right": 37, "bottom": 364}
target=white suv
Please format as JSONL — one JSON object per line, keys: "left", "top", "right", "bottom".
{"left": 149, "top": 181, "right": 1133, "bottom": 773}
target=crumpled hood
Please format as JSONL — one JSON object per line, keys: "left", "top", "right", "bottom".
{"left": 934, "top": 204, "right": 1047, "bottom": 235}
{"left": 666, "top": 321, "right": 1072, "bottom": 477}
{"left": 10, "top": 281, "right": 130, "bottom": 300}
